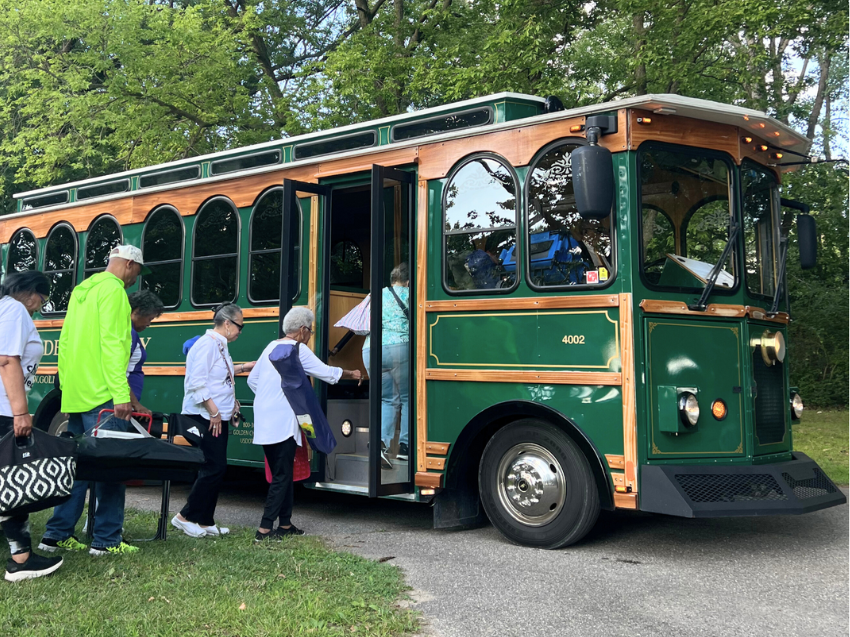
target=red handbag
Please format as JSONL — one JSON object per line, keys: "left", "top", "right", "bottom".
{"left": 264, "top": 431, "right": 311, "bottom": 483}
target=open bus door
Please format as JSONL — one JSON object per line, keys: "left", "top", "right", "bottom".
{"left": 368, "top": 165, "right": 415, "bottom": 497}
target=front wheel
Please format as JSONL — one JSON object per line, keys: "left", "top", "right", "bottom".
{"left": 478, "top": 419, "right": 600, "bottom": 549}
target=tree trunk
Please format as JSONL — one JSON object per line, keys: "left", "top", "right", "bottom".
{"left": 823, "top": 90, "right": 831, "bottom": 160}
{"left": 806, "top": 53, "right": 830, "bottom": 141}
{"left": 633, "top": 13, "right": 647, "bottom": 95}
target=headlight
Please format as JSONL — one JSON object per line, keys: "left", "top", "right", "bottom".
{"left": 790, "top": 393, "right": 804, "bottom": 419}
{"left": 751, "top": 330, "right": 786, "bottom": 366}
{"left": 678, "top": 392, "right": 700, "bottom": 427}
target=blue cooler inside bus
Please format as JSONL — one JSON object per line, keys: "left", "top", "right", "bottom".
{"left": 501, "top": 231, "right": 587, "bottom": 285}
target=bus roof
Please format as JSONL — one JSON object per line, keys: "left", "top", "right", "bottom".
{"left": 10, "top": 92, "right": 809, "bottom": 215}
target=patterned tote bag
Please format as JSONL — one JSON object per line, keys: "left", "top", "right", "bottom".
{"left": 0, "top": 428, "right": 77, "bottom": 516}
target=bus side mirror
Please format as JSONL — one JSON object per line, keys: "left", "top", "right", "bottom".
{"left": 797, "top": 213, "right": 817, "bottom": 270}
{"left": 572, "top": 143, "right": 614, "bottom": 220}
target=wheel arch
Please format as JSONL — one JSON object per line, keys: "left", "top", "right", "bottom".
{"left": 443, "top": 400, "right": 614, "bottom": 511}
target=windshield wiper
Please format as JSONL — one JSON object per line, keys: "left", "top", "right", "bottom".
{"left": 688, "top": 221, "right": 740, "bottom": 311}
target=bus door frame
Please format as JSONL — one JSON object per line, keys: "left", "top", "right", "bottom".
{"left": 369, "top": 165, "right": 415, "bottom": 498}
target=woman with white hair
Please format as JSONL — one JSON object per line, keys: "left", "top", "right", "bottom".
{"left": 248, "top": 307, "right": 361, "bottom": 539}
{"left": 172, "top": 302, "right": 255, "bottom": 538}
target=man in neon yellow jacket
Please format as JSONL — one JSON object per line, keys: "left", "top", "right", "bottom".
{"left": 40, "top": 245, "right": 150, "bottom": 557}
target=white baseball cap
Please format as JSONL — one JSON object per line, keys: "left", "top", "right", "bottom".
{"left": 109, "top": 245, "right": 152, "bottom": 275}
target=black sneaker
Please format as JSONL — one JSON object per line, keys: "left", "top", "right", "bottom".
{"left": 254, "top": 530, "right": 280, "bottom": 543}
{"left": 5, "top": 553, "right": 63, "bottom": 582}
{"left": 37, "top": 536, "right": 86, "bottom": 552}
{"left": 275, "top": 525, "right": 305, "bottom": 537}
{"left": 397, "top": 443, "right": 409, "bottom": 461}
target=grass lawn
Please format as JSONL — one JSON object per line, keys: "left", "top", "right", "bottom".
{"left": 793, "top": 409, "right": 849, "bottom": 486}
{"left": 1, "top": 509, "right": 419, "bottom": 637}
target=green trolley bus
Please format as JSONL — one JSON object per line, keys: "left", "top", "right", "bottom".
{"left": 3, "top": 92, "right": 845, "bottom": 548}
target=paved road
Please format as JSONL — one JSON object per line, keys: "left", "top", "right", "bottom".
{"left": 126, "top": 476, "right": 849, "bottom": 637}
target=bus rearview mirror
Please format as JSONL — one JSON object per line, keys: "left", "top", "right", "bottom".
{"left": 797, "top": 213, "right": 817, "bottom": 270}
{"left": 572, "top": 144, "right": 614, "bottom": 219}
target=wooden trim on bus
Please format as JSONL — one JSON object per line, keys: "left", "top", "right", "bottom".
{"left": 605, "top": 454, "right": 625, "bottom": 470}
{"left": 425, "top": 457, "right": 446, "bottom": 470}
{"left": 414, "top": 471, "right": 443, "bottom": 488}
{"left": 639, "top": 299, "right": 790, "bottom": 324}
{"left": 619, "top": 293, "right": 638, "bottom": 492}
{"left": 425, "top": 295, "right": 619, "bottom": 313}
{"left": 418, "top": 110, "right": 628, "bottom": 180}
{"left": 425, "top": 442, "right": 451, "bottom": 455}
{"left": 611, "top": 472, "right": 625, "bottom": 488}
{"left": 307, "top": 195, "right": 319, "bottom": 352}
{"left": 415, "top": 178, "right": 429, "bottom": 474}
{"left": 613, "top": 492, "right": 638, "bottom": 509}
{"left": 426, "top": 369, "right": 622, "bottom": 385}
{"left": 628, "top": 109, "right": 740, "bottom": 161}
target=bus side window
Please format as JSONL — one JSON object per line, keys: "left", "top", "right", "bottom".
{"left": 7, "top": 228, "right": 38, "bottom": 273}
{"left": 526, "top": 141, "right": 614, "bottom": 288}
{"left": 443, "top": 154, "right": 518, "bottom": 293}
{"left": 192, "top": 197, "right": 239, "bottom": 306}
{"left": 248, "top": 187, "right": 300, "bottom": 304}
{"left": 83, "top": 215, "right": 122, "bottom": 279}
{"left": 42, "top": 223, "right": 77, "bottom": 314}
{"left": 142, "top": 206, "right": 184, "bottom": 308}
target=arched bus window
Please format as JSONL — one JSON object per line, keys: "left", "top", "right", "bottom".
{"left": 83, "top": 215, "right": 122, "bottom": 278}
{"left": 142, "top": 206, "right": 184, "bottom": 309}
{"left": 6, "top": 229, "right": 38, "bottom": 273}
{"left": 443, "top": 154, "right": 518, "bottom": 293}
{"left": 42, "top": 223, "right": 77, "bottom": 314}
{"left": 248, "top": 188, "right": 301, "bottom": 303}
{"left": 526, "top": 140, "right": 614, "bottom": 289}
{"left": 192, "top": 197, "right": 239, "bottom": 306}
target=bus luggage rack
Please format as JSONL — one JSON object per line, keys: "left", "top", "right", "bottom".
{"left": 640, "top": 452, "right": 846, "bottom": 517}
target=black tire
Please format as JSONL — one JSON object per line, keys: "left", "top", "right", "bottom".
{"left": 478, "top": 419, "right": 600, "bottom": 549}
{"left": 47, "top": 411, "right": 69, "bottom": 436}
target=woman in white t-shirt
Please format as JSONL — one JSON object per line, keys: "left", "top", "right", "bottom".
{"left": 0, "top": 271, "right": 64, "bottom": 581}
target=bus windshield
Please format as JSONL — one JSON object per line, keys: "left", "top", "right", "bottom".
{"left": 639, "top": 145, "right": 736, "bottom": 291}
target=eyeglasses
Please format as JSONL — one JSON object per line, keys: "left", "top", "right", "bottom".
{"left": 303, "top": 325, "right": 313, "bottom": 335}
{"left": 229, "top": 319, "right": 244, "bottom": 332}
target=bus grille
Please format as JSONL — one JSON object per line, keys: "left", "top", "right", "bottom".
{"left": 675, "top": 473, "right": 787, "bottom": 502}
{"left": 782, "top": 469, "right": 837, "bottom": 499}
{"left": 752, "top": 350, "right": 786, "bottom": 445}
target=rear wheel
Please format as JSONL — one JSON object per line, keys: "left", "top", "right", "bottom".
{"left": 478, "top": 419, "right": 600, "bottom": 549}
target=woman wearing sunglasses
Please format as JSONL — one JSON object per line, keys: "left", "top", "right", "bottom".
{"left": 172, "top": 302, "right": 255, "bottom": 538}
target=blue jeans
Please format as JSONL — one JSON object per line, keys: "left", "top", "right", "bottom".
{"left": 363, "top": 344, "right": 409, "bottom": 448}
{"left": 43, "top": 401, "right": 128, "bottom": 549}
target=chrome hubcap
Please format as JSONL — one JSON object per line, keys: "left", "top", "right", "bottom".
{"left": 496, "top": 443, "right": 566, "bottom": 526}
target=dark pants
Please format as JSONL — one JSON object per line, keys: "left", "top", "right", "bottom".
{"left": 179, "top": 414, "right": 229, "bottom": 526}
{"left": 261, "top": 437, "right": 298, "bottom": 529}
{"left": 0, "top": 416, "right": 30, "bottom": 556}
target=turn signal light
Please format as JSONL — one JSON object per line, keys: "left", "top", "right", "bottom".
{"left": 770, "top": 152, "right": 783, "bottom": 160}
{"left": 741, "top": 136, "right": 753, "bottom": 144}
{"left": 570, "top": 124, "right": 584, "bottom": 133}
{"left": 711, "top": 399, "right": 728, "bottom": 421}
{"left": 637, "top": 116, "right": 652, "bottom": 125}
{"left": 759, "top": 144, "right": 769, "bottom": 151}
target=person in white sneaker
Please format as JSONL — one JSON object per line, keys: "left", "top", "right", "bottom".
{"left": 171, "top": 303, "right": 254, "bottom": 538}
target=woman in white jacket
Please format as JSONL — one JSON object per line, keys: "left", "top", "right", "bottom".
{"left": 248, "top": 307, "right": 361, "bottom": 539}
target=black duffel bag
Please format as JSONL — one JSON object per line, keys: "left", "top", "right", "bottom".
{"left": 69, "top": 418, "right": 204, "bottom": 482}
{"left": 0, "top": 429, "right": 77, "bottom": 516}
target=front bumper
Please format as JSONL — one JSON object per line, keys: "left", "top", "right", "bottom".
{"left": 640, "top": 452, "right": 847, "bottom": 517}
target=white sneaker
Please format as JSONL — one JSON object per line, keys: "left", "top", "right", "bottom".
{"left": 203, "top": 525, "right": 229, "bottom": 536}
{"left": 171, "top": 515, "right": 206, "bottom": 538}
